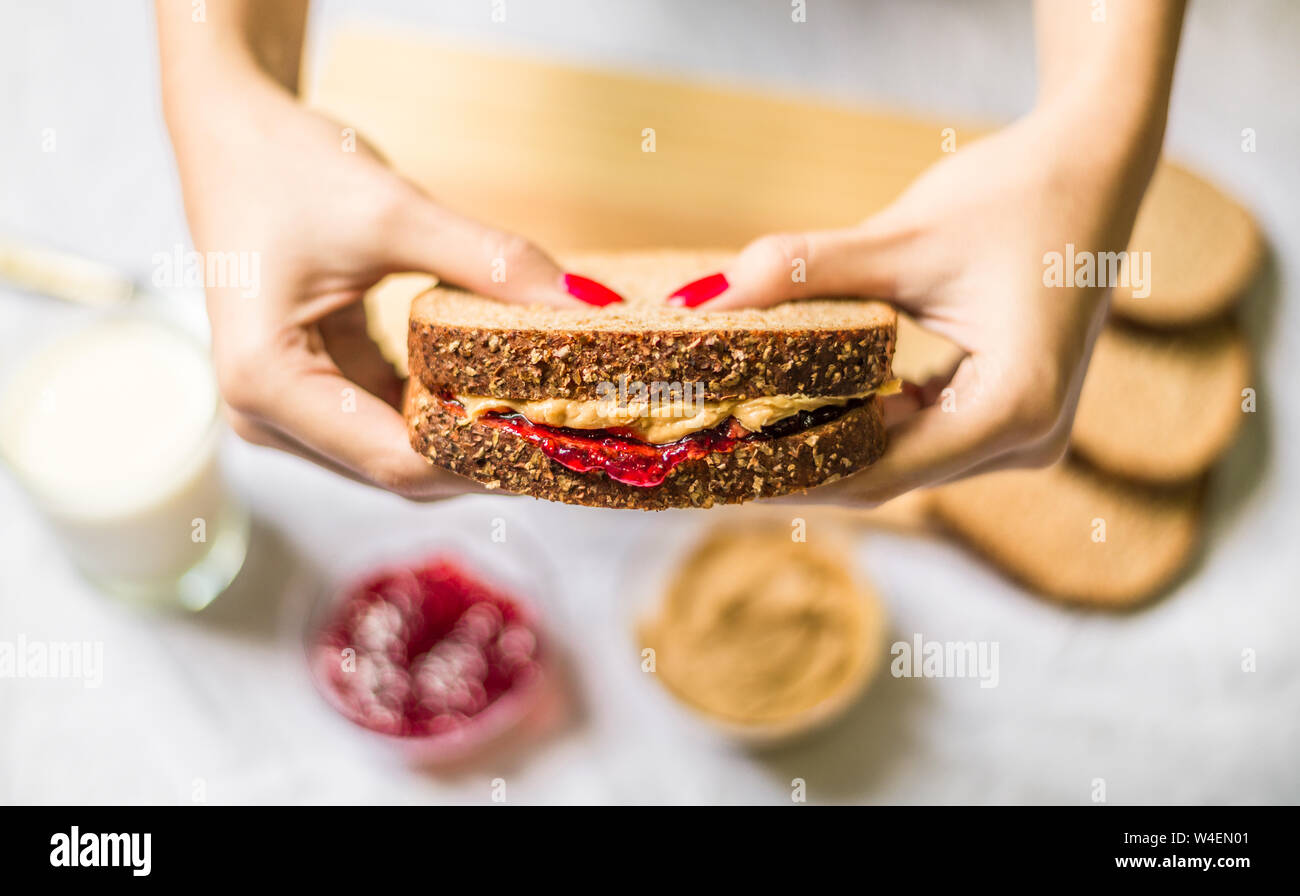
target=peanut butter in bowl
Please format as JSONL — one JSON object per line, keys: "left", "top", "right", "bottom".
{"left": 637, "top": 521, "right": 887, "bottom": 744}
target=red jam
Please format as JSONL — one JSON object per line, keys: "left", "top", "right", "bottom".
{"left": 441, "top": 394, "right": 860, "bottom": 488}
{"left": 312, "top": 557, "right": 541, "bottom": 737}
{"left": 482, "top": 413, "right": 749, "bottom": 487}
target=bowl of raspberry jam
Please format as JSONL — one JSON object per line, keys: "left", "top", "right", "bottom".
{"left": 307, "top": 549, "right": 551, "bottom": 765}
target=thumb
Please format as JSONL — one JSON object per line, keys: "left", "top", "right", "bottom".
{"left": 684, "top": 223, "right": 905, "bottom": 311}
{"left": 789, "top": 353, "right": 1014, "bottom": 505}
{"left": 383, "top": 191, "right": 583, "bottom": 308}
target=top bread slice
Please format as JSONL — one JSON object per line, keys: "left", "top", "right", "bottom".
{"left": 408, "top": 250, "right": 896, "bottom": 402}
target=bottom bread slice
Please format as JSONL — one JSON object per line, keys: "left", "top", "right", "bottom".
{"left": 405, "top": 379, "right": 886, "bottom": 510}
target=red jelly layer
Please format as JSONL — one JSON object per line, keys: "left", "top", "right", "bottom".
{"left": 481, "top": 412, "right": 749, "bottom": 487}
{"left": 442, "top": 395, "right": 860, "bottom": 488}
{"left": 312, "top": 557, "right": 541, "bottom": 737}
{"left": 441, "top": 395, "right": 857, "bottom": 486}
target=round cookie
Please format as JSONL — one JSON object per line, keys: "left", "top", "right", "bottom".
{"left": 1072, "top": 323, "right": 1251, "bottom": 483}
{"left": 931, "top": 461, "right": 1201, "bottom": 608}
{"left": 1113, "top": 163, "right": 1262, "bottom": 327}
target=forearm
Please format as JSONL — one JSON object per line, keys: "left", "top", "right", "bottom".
{"left": 1032, "top": 0, "right": 1186, "bottom": 218}
{"left": 155, "top": 0, "right": 308, "bottom": 115}
{"left": 156, "top": 0, "right": 312, "bottom": 182}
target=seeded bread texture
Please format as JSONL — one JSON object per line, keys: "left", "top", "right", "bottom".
{"left": 409, "top": 250, "right": 896, "bottom": 402}
{"left": 931, "top": 460, "right": 1201, "bottom": 607}
{"left": 405, "top": 378, "right": 886, "bottom": 510}
{"left": 1072, "top": 323, "right": 1252, "bottom": 483}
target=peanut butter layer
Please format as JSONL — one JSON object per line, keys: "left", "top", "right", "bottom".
{"left": 457, "top": 379, "right": 901, "bottom": 444}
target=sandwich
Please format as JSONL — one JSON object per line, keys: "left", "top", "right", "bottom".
{"left": 404, "top": 251, "right": 897, "bottom": 510}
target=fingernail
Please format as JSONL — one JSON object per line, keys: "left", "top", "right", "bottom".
{"left": 563, "top": 273, "right": 624, "bottom": 306}
{"left": 667, "top": 273, "right": 728, "bottom": 308}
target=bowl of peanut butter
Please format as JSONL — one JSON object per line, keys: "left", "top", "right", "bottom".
{"left": 634, "top": 515, "right": 887, "bottom": 745}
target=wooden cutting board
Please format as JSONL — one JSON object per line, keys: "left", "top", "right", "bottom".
{"left": 306, "top": 27, "right": 976, "bottom": 251}
{"left": 309, "top": 27, "right": 1259, "bottom": 322}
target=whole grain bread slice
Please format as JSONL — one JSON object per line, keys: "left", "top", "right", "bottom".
{"left": 1112, "top": 164, "right": 1263, "bottom": 327}
{"left": 409, "top": 250, "right": 896, "bottom": 402}
{"left": 405, "top": 377, "right": 886, "bottom": 510}
{"left": 931, "top": 460, "right": 1201, "bottom": 607}
{"left": 1071, "top": 322, "right": 1251, "bottom": 483}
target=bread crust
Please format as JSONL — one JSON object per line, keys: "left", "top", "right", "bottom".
{"left": 406, "top": 250, "right": 895, "bottom": 401}
{"left": 405, "top": 380, "right": 887, "bottom": 510}
{"left": 409, "top": 319, "right": 896, "bottom": 402}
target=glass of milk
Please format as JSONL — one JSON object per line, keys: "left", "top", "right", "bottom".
{"left": 0, "top": 315, "right": 248, "bottom": 611}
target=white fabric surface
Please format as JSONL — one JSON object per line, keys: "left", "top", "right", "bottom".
{"left": 1, "top": 0, "right": 1297, "bottom": 804}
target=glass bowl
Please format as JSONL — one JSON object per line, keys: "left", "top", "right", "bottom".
{"left": 299, "top": 503, "right": 563, "bottom": 766}
{"left": 616, "top": 505, "right": 888, "bottom": 748}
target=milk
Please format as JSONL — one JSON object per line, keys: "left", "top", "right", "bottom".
{"left": 0, "top": 317, "right": 247, "bottom": 609}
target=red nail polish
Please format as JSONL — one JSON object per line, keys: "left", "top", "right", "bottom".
{"left": 563, "top": 273, "right": 624, "bottom": 306}
{"left": 667, "top": 273, "right": 728, "bottom": 307}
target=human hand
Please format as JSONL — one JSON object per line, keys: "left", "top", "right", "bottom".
{"left": 668, "top": 101, "right": 1166, "bottom": 505}
{"left": 163, "top": 76, "right": 588, "bottom": 498}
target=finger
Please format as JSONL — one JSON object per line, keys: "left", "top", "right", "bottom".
{"left": 926, "top": 375, "right": 1079, "bottom": 484}
{"left": 879, "top": 383, "right": 925, "bottom": 428}
{"left": 920, "top": 303, "right": 1102, "bottom": 485}
{"left": 679, "top": 222, "right": 908, "bottom": 311}
{"left": 236, "top": 349, "right": 482, "bottom": 500}
{"left": 224, "top": 403, "right": 403, "bottom": 489}
{"left": 878, "top": 367, "right": 958, "bottom": 427}
{"left": 383, "top": 190, "right": 584, "bottom": 308}
{"left": 318, "top": 301, "right": 405, "bottom": 409}
{"left": 798, "top": 353, "right": 1023, "bottom": 506}
{"left": 226, "top": 399, "right": 492, "bottom": 502}
{"left": 931, "top": 439, "right": 1067, "bottom": 483}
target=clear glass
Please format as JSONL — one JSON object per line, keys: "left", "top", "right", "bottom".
{"left": 0, "top": 314, "right": 248, "bottom": 612}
